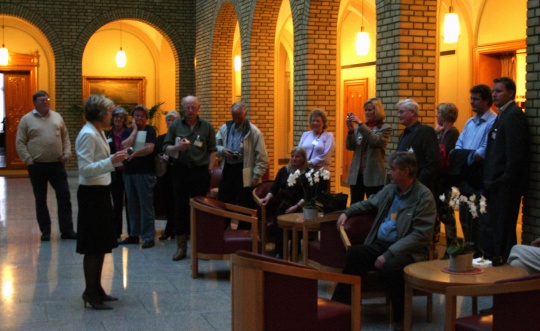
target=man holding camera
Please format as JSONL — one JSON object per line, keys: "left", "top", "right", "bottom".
{"left": 216, "top": 102, "right": 268, "bottom": 228}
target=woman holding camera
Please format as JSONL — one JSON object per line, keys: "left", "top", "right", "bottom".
{"left": 345, "top": 98, "right": 392, "bottom": 204}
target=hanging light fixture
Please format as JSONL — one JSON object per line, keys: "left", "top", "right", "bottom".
{"left": 234, "top": 55, "right": 241, "bottom": 72}
{"left": 0, "top": 14, "right": 8, "bottom": 66}
{"left": 355, "top": 0, "right": 370, "bottom": 56}
{"left": 115, "top": 22, "right": 126, "bottom": 68}
{"left": 443, "top": 0, "right": 460, "bottom": 43}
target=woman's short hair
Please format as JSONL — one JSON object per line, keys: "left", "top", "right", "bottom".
{"left": 309, "top": 109, "right": 328, "bottom": 130}
{"left": 396, "top": 99, "right": 419, "bottom": 116}
{"left": 437, "top": 103, "right": 458, "bottom": 123}
{"left": 364, "top": 98, "right": 386, "bottom": 121}
{"left": 84, "top": 95, "right": 114, "bottom": 122}
{"left": 110, "top": 106, "right": 129, "bottom": 127}
{"left": 287, "top": 147, "right": 308, "bottom": 173}
{"left": 131, "top": 105, "right": 149, "bottom": 118}
{"left": 165, "top": 110, "right": 180, "bottom": 120}
{"left": 389, "top": 151, "right": 418, "bottom": 178}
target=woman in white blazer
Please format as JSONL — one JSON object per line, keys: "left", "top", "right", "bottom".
{"left": 75, "top": 95, "right": 127, "bottom": 310}
{"left": 346, "top": 98, "right": 392, "bottom": 204}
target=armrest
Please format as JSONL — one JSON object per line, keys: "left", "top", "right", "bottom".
{"left": 339, "top": 225, "right": 352, "bottom": 250}
{"left": 224, "top": 202, "right": 258, "bottom": 217}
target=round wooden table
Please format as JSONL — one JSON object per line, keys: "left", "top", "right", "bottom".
{"left": 276, "top": 213, "right": 308, "bottom": 262}
{"left": 403, "top": 259, "right": 527, "bottom": 331}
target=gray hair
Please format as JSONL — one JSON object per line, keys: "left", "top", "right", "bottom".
{"left": 111, "top": 106, "right": 129, "bottom": 127}
{"left": 165, "top": 110, "right": 180, "bottom": 120}
{"left": 389, "top": 151, "right": 418, "bottom": 178}
{"left": 396, "top": 99, "right": 419, "bottom": 117}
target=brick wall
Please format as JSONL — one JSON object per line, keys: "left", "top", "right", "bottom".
{"left": 376, "top": 0, "right": 437, "bottom": 152}
{"left": 523, "top": 0, "right": 540, "bottom": 242}
{"left": 2, "top": 1, "right": 196, "bottom": 169}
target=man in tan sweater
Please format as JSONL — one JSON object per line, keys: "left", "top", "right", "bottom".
{"left": 16, "top": 90, "right": 77, "bottom": 241}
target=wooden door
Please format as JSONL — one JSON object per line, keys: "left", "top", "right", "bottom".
{"left": 342, "top": 80, "right": 367, "bottom": 185}
{"left": 4, "top": 72, "right": 32, "bottom": 169}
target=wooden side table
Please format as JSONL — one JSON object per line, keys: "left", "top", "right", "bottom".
{"left": 276, "top": 213, "right": 306, "bottom": 262}
{"left": 403, "top": 259, "right": 527, "bottom": 331}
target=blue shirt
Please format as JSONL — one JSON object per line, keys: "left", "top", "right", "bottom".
{"left": 455, "top": 110, "right": 497, "bottom": 162}
{"left": 377, "top": 189, "right": 410, "bottom": 243}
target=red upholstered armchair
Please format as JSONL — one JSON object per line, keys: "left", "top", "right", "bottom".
{"left": 252, "top": 181, "right": 278, "bottom": 255}
{"left": 206, "top": 165, "right": 222, "bottom": 198}
{"left": 190, "top": 196, "right": 259, "bottom": 278}
{"left": 445, "top": 273, "right": 540, "bottom": 331}
{"left": 301, "top": 213, "right": 375, "bottom": 273}
{"left": 231, "top": 250, "right": 361, "bottom": 331}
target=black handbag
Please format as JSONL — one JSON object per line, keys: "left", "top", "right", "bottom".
{"left": 318, "top": 192, "right": 348, "bottom": 214}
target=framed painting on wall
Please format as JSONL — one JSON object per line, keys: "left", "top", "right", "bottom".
{"left": 83, "top": 76, "right": 145, "bottom": 111}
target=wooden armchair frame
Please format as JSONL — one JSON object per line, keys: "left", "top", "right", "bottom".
{"left": 190, "top": 198, "right": 259, "bottom": 278}
{"left": 231, "top": 252, "right": 361, "bottom": 331}
{"left": 252, "top": 183, "right": 274, "bottom": 255}
{"left": 444, "top": 275, "right": 540, "bottom": 331}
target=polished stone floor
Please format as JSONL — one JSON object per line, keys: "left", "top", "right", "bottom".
{"left": 0, "top": 175, "right": 491, "bottom": 330}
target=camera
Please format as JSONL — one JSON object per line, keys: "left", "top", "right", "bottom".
{"left": 232, "top": 152, "right": 239, "bottom": 160}
{"left": 127, "top": 147, "right": 134, "bottom": 156}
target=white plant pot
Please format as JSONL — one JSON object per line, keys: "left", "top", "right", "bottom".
{"left": 448, "top": 252, "right": 474, "bottom": 272}
{"left": 303, "top": 208, "right": 318, "bottom": 220}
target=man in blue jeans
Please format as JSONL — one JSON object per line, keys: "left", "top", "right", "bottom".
{"left": 16, "top": 90, "right": 77, "bottom": 241}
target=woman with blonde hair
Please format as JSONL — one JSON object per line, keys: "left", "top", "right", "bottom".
{"left": 346, "top": 98, "right": 392, "bottom": 204}
{"left": 76, "top": 95, "right": 128, "bottom": 309}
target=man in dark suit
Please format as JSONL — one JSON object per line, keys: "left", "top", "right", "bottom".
{"left": 395, "top": 98, "right": 440, "bottom": 193}
{"left": 484, "top": 77, "right": 529, "bottom": 265}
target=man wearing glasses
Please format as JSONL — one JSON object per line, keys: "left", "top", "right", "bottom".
{"left": 163, "top": 95, "right": 217, "bottom": 261}
{"left": 16, "top": 90, "right": 77, "bottom": 242}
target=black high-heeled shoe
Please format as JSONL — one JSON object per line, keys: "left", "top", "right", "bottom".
{"left": 82, "top": 292, "right": 113, "bottom": 310}
{"left": 100, "top": 291, "right": 119, "bottom": 302}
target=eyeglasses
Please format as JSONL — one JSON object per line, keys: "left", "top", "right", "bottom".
{"left": 38, "top": 98, "right": 50, "bottom": 103}
{"left": 469, "top": 97, "right": 481, "bottom": 102}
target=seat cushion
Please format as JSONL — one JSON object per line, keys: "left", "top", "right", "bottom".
{"left": 317, "top": 297, "right": 351, "bottom": 331}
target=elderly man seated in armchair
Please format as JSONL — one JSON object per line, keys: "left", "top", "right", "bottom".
{"left": 331, "top": 151, "right": 436, "bottom": 331}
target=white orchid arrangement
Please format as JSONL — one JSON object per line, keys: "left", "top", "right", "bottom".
{"left": 439, "top": 187, "right": 487, "bottom": 218}
{"left": 440, "top": 187, "right": 487, "bottom": 257}
{"left": 287, "top": 168, "right": 330, "bottom": 211}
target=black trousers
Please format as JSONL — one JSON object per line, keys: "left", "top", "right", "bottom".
{"left": 172, "top": 164, "right": 211, "bottom": 236}
{"left": 218, "top": 162, "right": 255, "bottom": 229}
{"left": 27, "top": 162, "right": 74, "bottom": 235}
{"left": 111, "top": 169, "right": 130, "bottom": 238}
{"left": 331, "top": 241, "right": 415, "bottom": 322}
{"left": 350, "top": 173, "right": 383, "bottom": 205}
{"left": 484, "top": 184, "right": 523, "bottom": 261}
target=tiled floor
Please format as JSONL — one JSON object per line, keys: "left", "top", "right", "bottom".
{"left": 0, "top": 175, "right": 492, "bottom": 330}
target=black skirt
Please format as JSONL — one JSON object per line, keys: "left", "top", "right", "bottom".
{"left": 76, "top": 185, "right": 119, "bottom": 255}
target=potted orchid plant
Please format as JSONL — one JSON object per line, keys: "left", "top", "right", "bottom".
{"left": 287, "top": 168, "right": 330, "bottom": 219}
{"left": 440, "top": 187, "right": 487, "bottom": 271}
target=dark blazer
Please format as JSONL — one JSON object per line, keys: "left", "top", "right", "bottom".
{"left": 397, "top": 122, "right": 440, "bottom": 190}
{"left": 484, "top": 101, "right": 529, "bottom": 191}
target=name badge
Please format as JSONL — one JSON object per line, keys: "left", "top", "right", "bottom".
{"left": 106, "top": 137, "right": 112, "bottom": 143}
{"left": 312, "top": 139, "right": 319, "bottom": 146}
{"left": 194, "top": 140, "right": 203, "bottom": 148}
{"left": 491, "top": 129, "right": 497, "bottom": 140}
{"left": 390, "top": 212, "right": 397, "bottom": 220}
